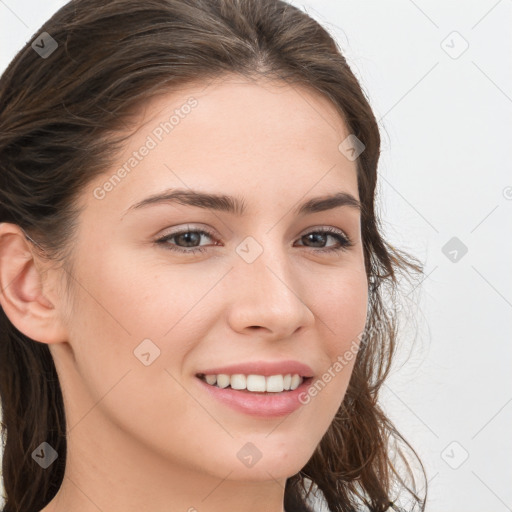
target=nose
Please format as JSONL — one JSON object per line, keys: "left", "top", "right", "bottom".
{"left": 225, "top": 247, "right": 316, "bottom": 340}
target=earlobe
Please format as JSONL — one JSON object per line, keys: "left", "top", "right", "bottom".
{"left": 0, "top": 223, "right": 68, "bottom": 344}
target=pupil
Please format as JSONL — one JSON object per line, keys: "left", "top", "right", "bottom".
{"left": 178, "top": 232, "right": 199, "bottom": 247}
{"left": 306, "top": 233, "right": 326, "bottom": 247}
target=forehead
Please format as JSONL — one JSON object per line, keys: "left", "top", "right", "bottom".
{"left": 139, "top": 74, "right": 351, "bottom": 138}
{"left": 126, "top": 74, "right": 353, "bottom": 168}
{"left": 83, "top": 75, "right": 359, "bottom": 220}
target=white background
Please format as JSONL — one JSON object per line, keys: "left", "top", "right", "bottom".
{"left": 1, "top": 1, "right": 511, "bottom": 511}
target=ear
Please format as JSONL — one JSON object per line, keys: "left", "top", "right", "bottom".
{"left": 0, "top": 222, "right": 68, "bottom": 344}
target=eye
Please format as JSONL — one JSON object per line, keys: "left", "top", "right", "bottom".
{"left": 154, "top": 225, "right": 354, "bottom": 255}
{"left": 295, "top": 226, "right": 354, "bottom": 253}
{"left": 154, "top": 226, "right": 217, "bottom": 254}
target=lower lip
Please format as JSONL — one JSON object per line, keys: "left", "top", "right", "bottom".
{"left": 195, "top": 376, "right": 313, "bottom": 417}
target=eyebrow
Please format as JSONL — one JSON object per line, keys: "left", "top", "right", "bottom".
{"left": 124, "top": 188, "right": 362, "bottom": 217}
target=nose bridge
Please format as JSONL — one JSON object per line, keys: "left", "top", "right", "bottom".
{"left": 226, "top": 231, "right": 314, "bottom": 335}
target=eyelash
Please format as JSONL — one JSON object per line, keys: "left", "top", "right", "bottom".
{"left": 154, "top": 226, "right": 354, "bottom": 255}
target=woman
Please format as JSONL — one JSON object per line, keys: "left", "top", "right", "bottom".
{"left": 0, "top": 1, "right": 427, "bottom": 511}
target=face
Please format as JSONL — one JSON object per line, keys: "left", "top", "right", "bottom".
{"left": 51, "top": 75, "right": 368, "bottom": 483}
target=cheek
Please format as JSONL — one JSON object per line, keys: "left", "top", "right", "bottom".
{"left": 73, "top": 245, "right": 201, "bottom": 339}
{"left": 306, "top": 267, "right": 368, "bottom": 402}
{"left": 64, "top": 246, "right": 220, "bottom": 411}
{"left": 315, "top": 266, "right": 369, "bottom": 349}
{"left": 60, "top": 249, "right": 212, "bottom": 455}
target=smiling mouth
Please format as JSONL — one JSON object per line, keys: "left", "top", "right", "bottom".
{"left": 195, "top": 373, "right": 313, "bottom": 394}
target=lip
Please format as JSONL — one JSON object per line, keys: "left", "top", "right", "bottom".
{"left": 195, "top": 374, "right": 314, "bottom": 417}
{"left": 195, "top": 360, "right": 314, "bottom": 378}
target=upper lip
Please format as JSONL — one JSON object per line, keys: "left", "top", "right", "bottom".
{"left": 195, "top": 360, "right": 314, "bottom": 378}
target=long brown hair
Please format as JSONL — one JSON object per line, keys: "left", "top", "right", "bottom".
{"left": 0, "top": 1, "right": 427, "bottom": 511}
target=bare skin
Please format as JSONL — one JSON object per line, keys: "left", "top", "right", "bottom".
{"left": 0, "top": 75, "right": 368, "bottom": 512}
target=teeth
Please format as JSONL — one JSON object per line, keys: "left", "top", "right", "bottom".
{"left": 290, "top": 374, "right": 302, "bottom": 390}
{"left": 230, "top": 374, "right": 246, "bottom": 390}
{"left": 216, "top": 374, "right": 230, "bottom": 388}
{"left": 200, "top": 373, "right": 305, "bottom": 392}
{"left": 205, "top": 374, "right": 217, "bottom": 386}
